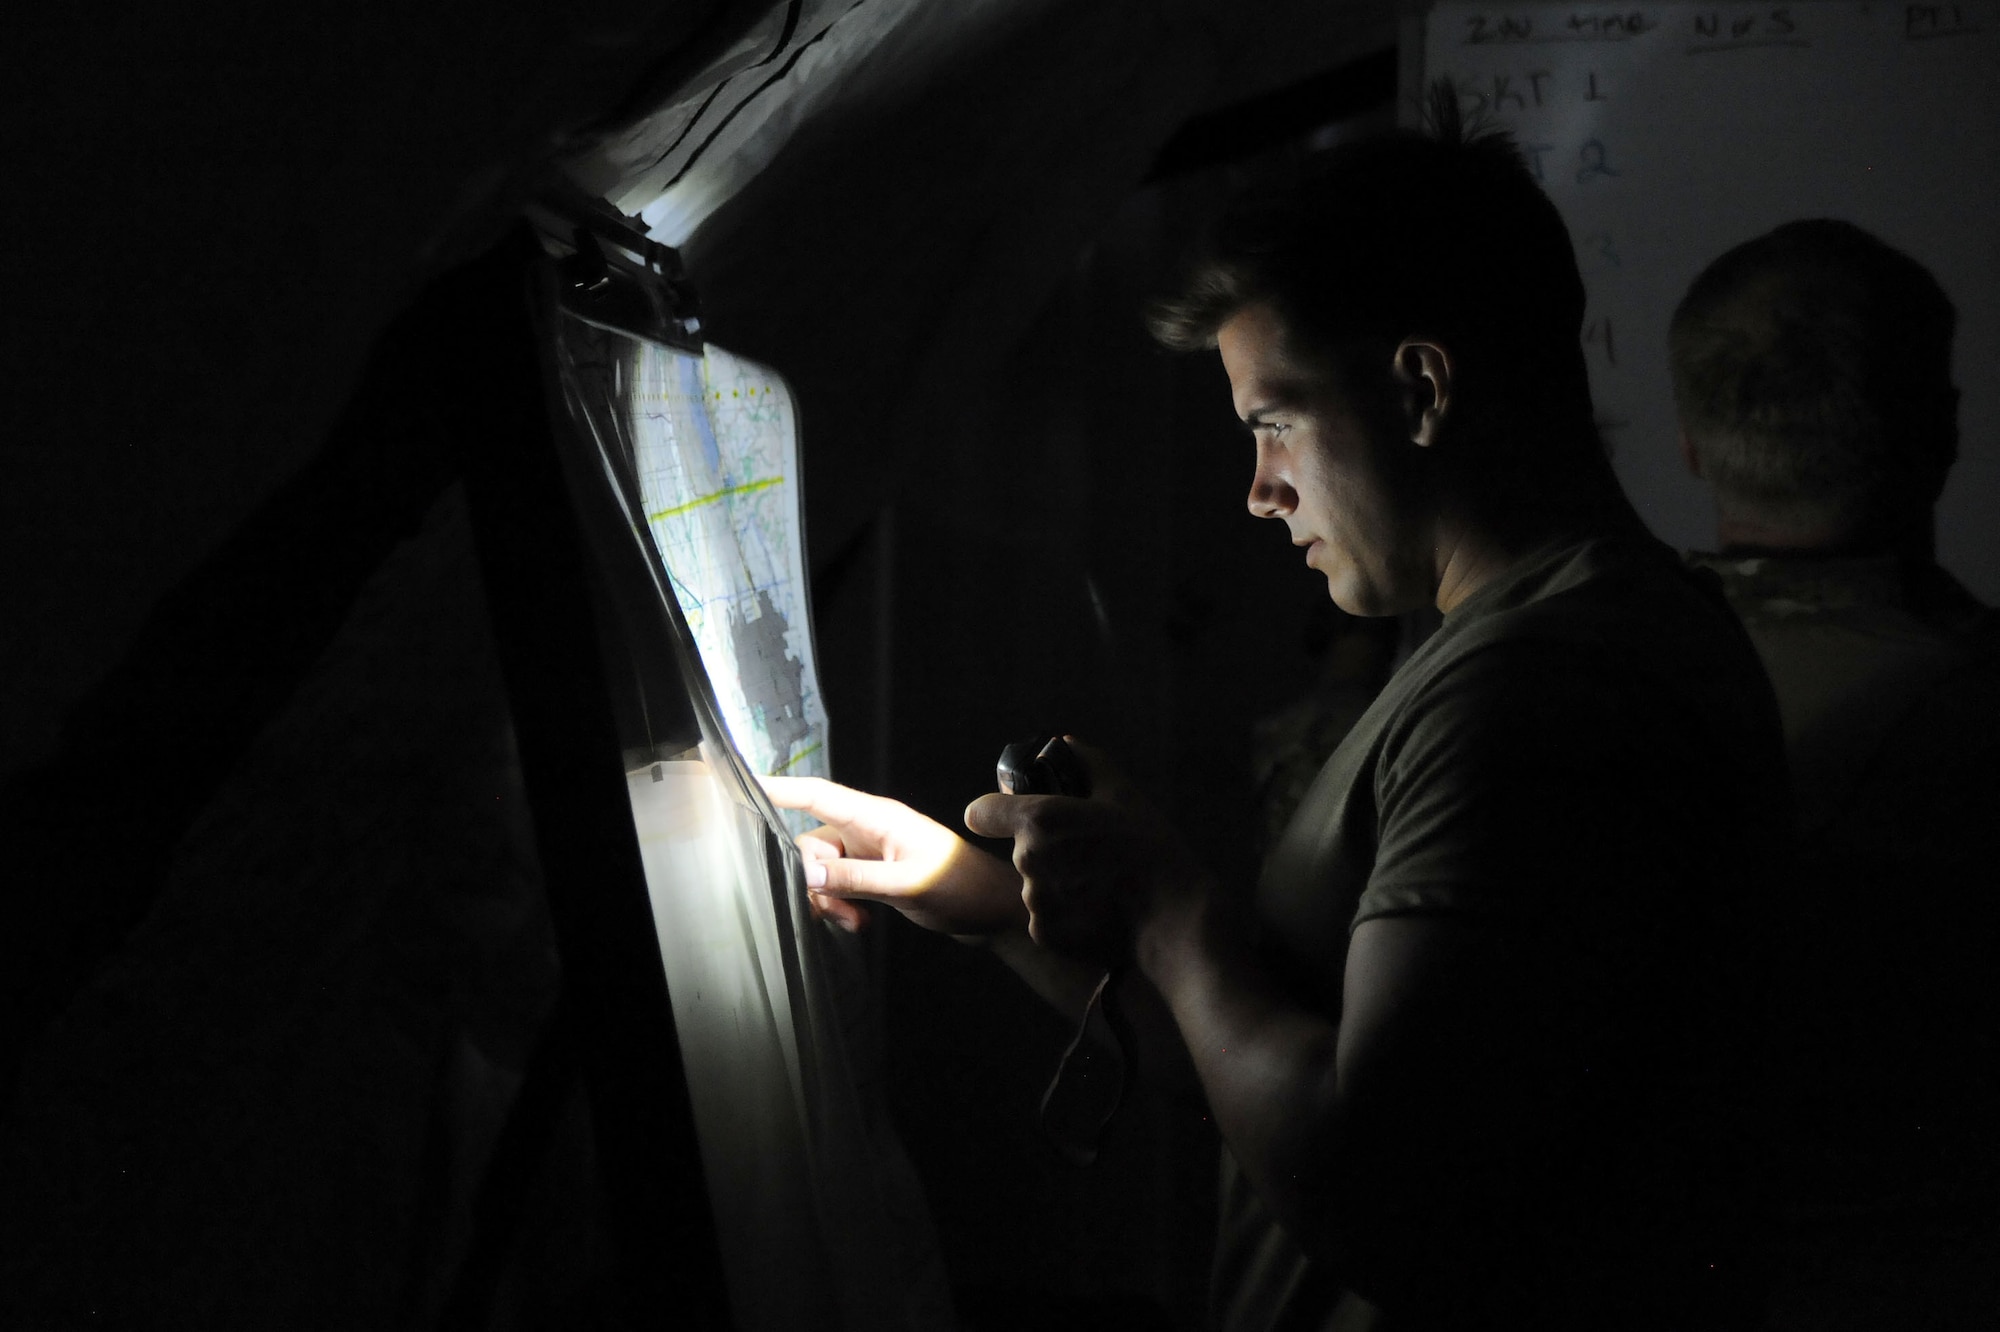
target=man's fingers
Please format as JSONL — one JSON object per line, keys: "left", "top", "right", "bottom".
{"left": 790, "top": 825, "right": 874, "bottom": 931}
{"left": 965, "top": 790, "right": 1061, "bottom": 838}
{"left": 969, "top": 789, "right": 1114, "bottom": 848}
{"left": 808, "top": 854, "right": 929, "bottom": 902}
{"left": 963, "top": 791, "right": 1015, "bottom": 838}
{"left": 760, "top": 775, "right": 887, "bottom": 831}
{"left": 807, "top": 891, "right": 869, "bottom": 933}
{"left": 796, "top": 828, "right": 847, "bottom": 863}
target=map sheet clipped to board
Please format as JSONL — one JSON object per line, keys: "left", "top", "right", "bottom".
{"left": 1412, "top": 1, "right": 2000, "bottom": 599}
{"left": 626, "top": 342, "right": 831, "bottom": 784}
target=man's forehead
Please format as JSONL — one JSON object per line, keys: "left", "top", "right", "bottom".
{"left": 1218, "top": 303, "right": 1337, "bottom": 411}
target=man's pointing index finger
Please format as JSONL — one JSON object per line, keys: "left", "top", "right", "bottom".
{"left": 760, "top": 775, "right": 866, "bottom": 826}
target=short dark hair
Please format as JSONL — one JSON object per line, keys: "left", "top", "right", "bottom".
{"left": 1668, "top": 219, "right": 1959, "bottom": 530}
{"left": 1148, "top": 83, "right": 1595, "bottom": 441}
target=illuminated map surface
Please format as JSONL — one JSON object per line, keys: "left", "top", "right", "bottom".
{"left": 628, "top": 343, "right": 829, "bottom": 783}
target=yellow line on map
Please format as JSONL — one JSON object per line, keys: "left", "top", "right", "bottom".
{"left": 648, "top": 476, "right": 784, "bottom": 522}
{"left": 771, "top": 742, "right": 823, "bottom": 774}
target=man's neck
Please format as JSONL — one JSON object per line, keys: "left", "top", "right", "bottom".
{"left": 1434, "top": 447, "right": 1644, "bottom": 614}
{"left": 1713, "top": 508, "right": 1936, "bottom": 562}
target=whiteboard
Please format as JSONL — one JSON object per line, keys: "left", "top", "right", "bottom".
{"left": 1413, "top": 1, "right": 2000, "bottom": 598}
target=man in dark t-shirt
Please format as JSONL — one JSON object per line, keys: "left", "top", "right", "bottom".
{"left": 1671, "top": 220, "right": 2000, "bottom": 1328}
{"left": 768, "top": 95, "right": 1788, "bottom": 1330}
{"left": 1213, "top": 535, "right": 1784, "bottom": 1329}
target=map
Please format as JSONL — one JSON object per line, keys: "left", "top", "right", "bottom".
{"left": 625, "top": 341, "right": 830, "bottom": 785}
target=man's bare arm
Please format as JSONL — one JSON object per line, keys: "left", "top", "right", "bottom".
{"left": 1136, "top": 895, "right": 1542, "bottom": 1270}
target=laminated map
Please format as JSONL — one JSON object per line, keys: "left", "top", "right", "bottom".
{"left": 626, "top": 341, "right": 830, "bottom": 783}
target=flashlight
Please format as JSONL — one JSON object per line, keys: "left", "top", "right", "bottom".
{"left": 996, "top": 735, "right": 1090, "bottom": 799}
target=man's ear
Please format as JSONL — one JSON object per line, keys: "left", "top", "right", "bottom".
{"left": 1677, "top": 429, "right": 1702, "bottom": 479}
{"left": 1393, "top": 339, "right": 1452, "bottom": 447}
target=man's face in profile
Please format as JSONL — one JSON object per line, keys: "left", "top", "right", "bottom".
{"left": 1217, "top": 302, "right": 1435, "bottom": 617}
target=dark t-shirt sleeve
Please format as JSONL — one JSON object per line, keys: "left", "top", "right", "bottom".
{"left": 1356, "top": 637, "right": 1658, "bottom": 929}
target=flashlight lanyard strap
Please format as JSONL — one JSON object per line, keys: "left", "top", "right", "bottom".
{"left": 1036, "top": 964, "right": 1133, "bottom": 1167}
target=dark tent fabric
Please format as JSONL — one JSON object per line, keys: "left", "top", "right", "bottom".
{"left": 0, "top": 2, "right": 1397, "bottom": 1327}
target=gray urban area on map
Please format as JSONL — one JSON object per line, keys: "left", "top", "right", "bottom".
{"left": 727, "top": 586, "right": 814, "bottom": 771}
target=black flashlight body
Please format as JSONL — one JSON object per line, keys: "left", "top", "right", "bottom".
{"left": 995, "top": 735, "right": 1090, "bottom": 798}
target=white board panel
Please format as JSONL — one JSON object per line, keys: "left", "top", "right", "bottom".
{"left": 1414, "top": 1, "right": 2000, "bottom": 595}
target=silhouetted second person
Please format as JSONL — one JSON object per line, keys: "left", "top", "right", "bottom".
{"left": 1672, "top": 218, "right": 2000, "bottom": 1329}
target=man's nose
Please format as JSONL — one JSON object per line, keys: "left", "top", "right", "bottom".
{"left": 1246, "top": 449, "right": 1296, "bottom": 520}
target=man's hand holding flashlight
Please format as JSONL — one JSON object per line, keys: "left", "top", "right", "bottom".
{"left": 964, "top": 738, "right": 1214, "bottom": 970}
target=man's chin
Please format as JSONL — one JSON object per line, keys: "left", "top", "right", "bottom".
{"left": 1327, "top": 570, "right": 1417, "bottom": 619}
{"left": 1325, "top": 572, "right": 1376, "bottom": 617}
